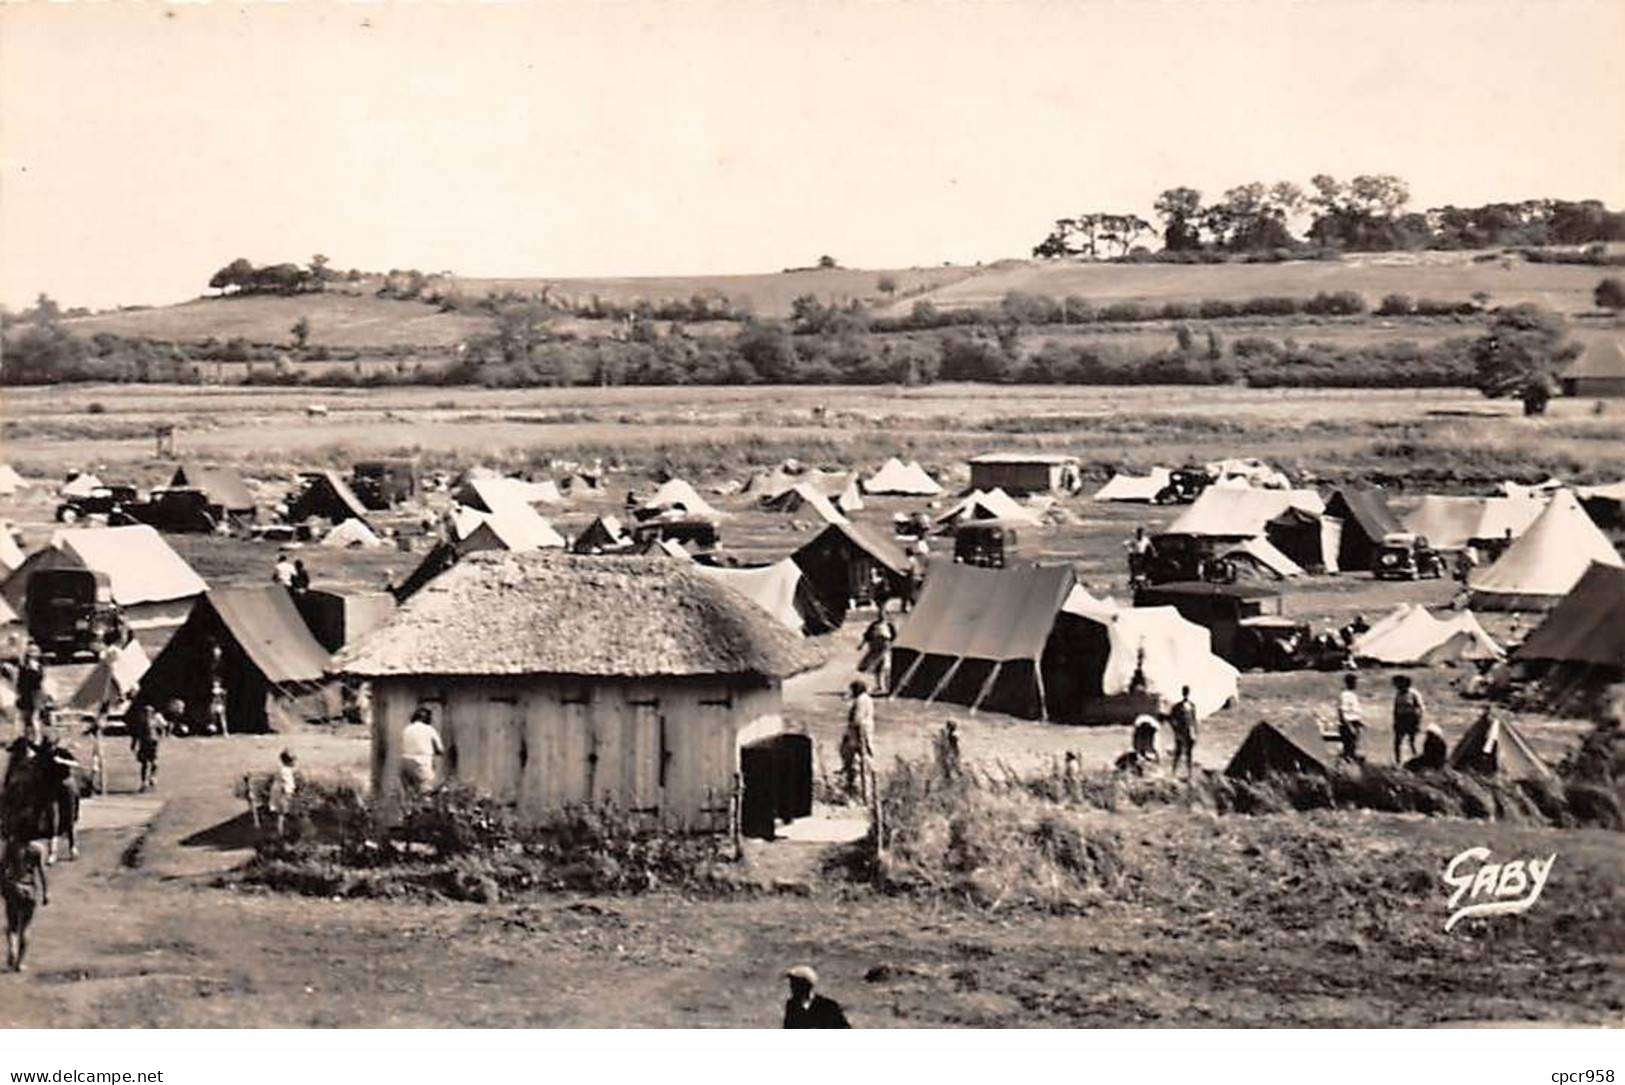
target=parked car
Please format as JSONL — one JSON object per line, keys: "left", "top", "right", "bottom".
{"left": 123, "top": 488, "right": 218, "bottom": 533}
{"left": 352, "top": 459, "right": 419, "bottom": 511}
{"left": 953, "top": 521, "right": 1022, "bottom": 568}
{"left": 1139, "top": 534, "right": 1238, "bottom": 585}
{"left": 631, "top": 518, "right": 719, "bottom": 550}
{"left": 1153, "top": 466, "right": 1212, "bottom": 505}
{"left": 1373, "top": 532, "right": 1446, "bottom": 581}
{"left": 55, "top": 484, "right": 139, "bottom": 524}
{"left": 25, "top": 568, "right": 127, "bottom": 663}
{"left": 1133, "top": 582, "right": 1313, "bottom": 670}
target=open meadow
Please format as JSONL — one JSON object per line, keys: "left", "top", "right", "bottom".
{"left": 0, "top": 376, "right": 1621, "bottom": 1027}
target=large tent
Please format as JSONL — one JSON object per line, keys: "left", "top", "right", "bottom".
{"left": 1061, "top": 587, "right": 1239, "bottom": 719}
{"left": 1165, "top": 487, "right": 1325, "bottom": 535}
{"left": 451, "top": 504, "right": 566, "bottom": 552}
{"left": 452, "top": 475, "right": 563, "bottom": 512}
{"left": 1350, "top": 603, "right": 1502, "bottom": 665}
{"left": 321, "top": 518, "right": 384, "bottom": 549}
{"left": 287, "top": 471, "right": 373, "bottom": 528}
{"left": 1323, "top": 487, "right": 1404, "bottom": 571}
{"left": 1225, "top": 718, "right": 1334, "bottom": 779}
{"left": 863, "top": 458, "right": 942, "bottom": 497}
{"left": 1404, "top": 495, "right": 1545, "bottom": 551}
{"left": 1448, "top": 714, "right": 1553, "bottom": 782}
{"left": 1513, "top": 563, "right": 1625, "bottom": 713}
{"left": 137, "top": 585, "right": 336, "bottom": 733}
{"left": 67, "top": 640, "right": 152, "bottom": 711}
{"left": 935, "top": 488, "right": 1043, "bottom": 527}
{"left": 791, "top": 521, "right": 911, "bottom": 625}
{"left": 168, "top": 464, "right": 256, "bottom": 518}
{"left": 1469, "top": 490, "right": 1622, "bottom": 610}
{"left": 1093, "top": 468, "right": 1171, "bottom": 503}
{"left": 760, "top": 483, "right": 849, "bottom": 525}
{"left": 692, "top": 558, "right": 834, "bottom": 635}
{"left": 2, "top": 525, "right": 207, "bottom": 629}
{"left": 642, "top": 479, "right": 723, "bottom": 520}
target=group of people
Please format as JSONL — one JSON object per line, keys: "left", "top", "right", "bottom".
{"left": 1122, "top": 685, "right": 1201, "bottom": 779}
{"left": 272, "top": 552, "right": 312, "bottom": 594}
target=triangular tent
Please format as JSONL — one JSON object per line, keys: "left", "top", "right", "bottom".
{"left": 0, "top": 465, "right": 27, "bottom": 496}
{"left": 169, "top": 464, "right": 256, "bottom": 513}
{"left": 643, "top": 479, "right": 722, "bottom": 520}
{"left": 0, "top": 531, "right": 24, "bottom": 577}
{"left": 68, "top": 641, "right": 152, "bottom": 711}
{"left": 1323, "top": 487, "right": 1403, "bottom": 571}
{"left": 572, "top": 514, "right": 630, "bottom": 554}
{"left": 452, "top": 505, "right": 565, "bottom": 552}
{"left": 936, "top": 488, "right": 1043, "bottom": 527}
{"left": 864, "top": 458, "right": 942, "bottom": 497}
{"left": 1059, "top": 586, "right": 1239, "bottom": 718}
{"left": 791, "top": 521, "right": 911, "bottom": 627}
{"left": 1405, "top": 495, "right": 1544, "bottom": 551}
{"left": 2, "top": 525, "right": 207, "bottom": 627}
{"left": 1516, "top": 562, "right": 1625, "bottom": 668}
{"left": 59, "top": 474, "right": 103, "bottom": 499}
{"left": 1447, "top": 714, "right": 1553, "bottom": 782}
{"left": 1220, "top": 536, "right": 1304, "bottom": 580}
{"left": 1093, "top": 468, "right": 1171, "bottom": 503}
{"left": 287, "top": 471, "right": 372, "bottom": 528}
{"left": 692, "top": 559, "right": 826, "bottom": 635}
{"left": 322, "top": 518, "right": 384, "bottom": 549}
{"left": 761, "top": 483, "right": 849, "bottom": 525}
{"left": 1469, "top": 490, "right": 1622, "bottom": 610}
{"left": 1351, "top": 603, "right": 1503, "bottom": 665}
{"left": 1226, "top": 719, "right": 1334, "bottom": 779}
{"left": 137, "top": 585, "right": 336, "bottom": 733}
{"left": 1165, "top": 487, "right": 1325, "bottom": 537}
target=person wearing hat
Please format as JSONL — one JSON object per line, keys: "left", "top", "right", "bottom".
{"left": 782, "top": 965, "right": 849, "bottom": 1029}
{"left": 840, "top": 680, "right": 875, "bottom": 802}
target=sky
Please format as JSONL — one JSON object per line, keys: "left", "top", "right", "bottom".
{"left": 2, "top": 0, "right": 1622, "bottom": 311}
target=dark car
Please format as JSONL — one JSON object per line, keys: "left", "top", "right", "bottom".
{"left": 352, "top": 459, "right": 419, "bottom": 511}
{"left": 1133, "top": 581, "right": 1312, "bottom": 670}
{"left": 25, "top": 568, "right": 127, "bottom": 663}
{"left": 631, "top": 518, "right": 719, "bottom": 550}
{"left": 1153, "top": 466, "right": 1212, "bottom": 505}
{"left": 1372, "top": 532, "right": 1446, "bottom": 581}
{"left": 56, "top": 484, "right": 139, "bottom": 524}
{"left": 1140, "top": 534, "right": 1239, "bottom": 586}
{"left": 123, "top": 488, "right": 218, "bottom": 533}
{"left": 953, "top": 521, "right": 1021, "bottom": 569}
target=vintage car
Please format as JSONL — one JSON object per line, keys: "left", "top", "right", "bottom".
{"left": 24, "top": 568, "right": 127, "bottom": 663}
{"left": 952, "top": 520, "right": 1022, "bottom": 569}
{"left": 1138, "top": 534, "right": 1239, "bottom": 586}
{"left": 1133, "top": 582, "right": 1314, "bottom": 671}
{"left": 630, "top": 518, "right": 719, "bottom": 551}
{"left": 352, "top": 459, "right": 420, "bottom": 511}
{"left": 55, "top": 484, "right": 139, "bottom": 524}
{"left": 1153, "top": 466, "right": 1213, "bottom": 505}
{"left": 122, "top": 488, "right": 219, "bottom": 533}
{"left": 1372, "top": 532, "right": 1446, "bottom": 581}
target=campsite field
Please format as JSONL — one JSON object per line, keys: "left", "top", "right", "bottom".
{"left": 1, "top": 381, "right": 1621, "bottom": 1027}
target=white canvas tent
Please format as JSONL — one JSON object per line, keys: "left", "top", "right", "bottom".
{"left": 1165, "top": 487, "right": 1325, "bottom": 536}
{"left": 451, "top": 504, "right": 566, "bottom": 552}
{"left": 0, "top": 465, "right": 27, "bottom": 496}
{"left": 1221, "top": 536, "right": 1306, "bottom": 579}
{"left": 935, "top": 488, "right": 1043, "bottom": 527}
{"left": 864, "top": 458, "right": 942, "bottom": 497}
{"left": 762, "top": 483, "right": 849, "bottom": 525}
{"left": 1061, "top": 587, "right": 1239, "bottom": 718}
{"left": 68, "top": 641, "right": 152, "bottom": 710}
{"left": 693, "top": 559, "right": 810, "bottom": 634}
{"left": 0, "top": 531, "right": 23, "bottom": 577}
{"left": 1469, "top": 490, "right": 1622, "bottom": 610}
{"left": 1351, "top": 603, "right": 1503, "bottom": 665}
{"left": 1405, "top": 495, "right": 1545, "bottom": 551}
{"left": 322, "top": 518, "right": 384, "bottom": 549}
{"left": 59, "top": 474, "right": 104, "bottom": 499}
{"left": 643, "top": 479, "right": 723, "bottom": 520}
{"left": 1093, "top": 468, "right": 1171, "bottom": 503}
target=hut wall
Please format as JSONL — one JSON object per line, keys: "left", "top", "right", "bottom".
{"left": 370, "top": 674, "right": 785, "bottom": 830}
{"left": 970, "top": 461, "right": 1053, "bottom": 495}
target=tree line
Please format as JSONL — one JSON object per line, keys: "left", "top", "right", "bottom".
{"left": 1034, "top": 176, "right": 1625, "bottom": 259}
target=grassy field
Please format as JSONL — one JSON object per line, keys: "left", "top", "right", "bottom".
{"left": 0, "top": 380, "right": 1620, "bottom": 1027}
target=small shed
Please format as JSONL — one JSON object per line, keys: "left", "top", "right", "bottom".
{"left": 967, "top": 452, "right": 1081, "bottom": 496}
{"left": 1560, "top": 339, "right": 1625, "bottom": 398}
{"left": 334, "top": 553, "right": 822, "bottom": 830}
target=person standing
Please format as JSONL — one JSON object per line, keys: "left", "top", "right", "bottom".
{"left": 1391, "top": 675, "right": 1425, "bottom": 764}
{"left": 2, "top": 837, "right": 48, "bottom": 972}
{"left": 933, "top": 719, "right": 962, "bottom": 781}
{"left": 859, "top": 606, "right": 897, "bottom": 695}
{"left": 127, "top": 703, "right": 162, "bottom": 792}
{"left": 782, "top": 965, "right": 850, "bottom": 1028}
{"left": 1336, "top": 672, "right": 1365, "bottom": 762}
{"left": 841, "top": 680, "right": 876, "bottom": 802}
{"left": 1168, "top": 686, "right": 1198, "bottom": 780}
{"left": 267, "top": 750, "right": 298, "bottom": 838}
{"left": 15, "top": 644, "right": 44, "bottom": 731}
{"left": 272, "top": 552, "right": 297, "bottom": 590}
{"left": 904, "top": 539, "right": 929, "bottom": 613}
{"left": 290, "top": 559, "right": 311, "bottom": 595}
{"left": 399, "top": 706, "right": 444, "bottom": 798}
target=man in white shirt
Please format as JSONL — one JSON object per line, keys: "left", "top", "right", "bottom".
{"left": 1336, "top": 673, "right": 1364, "bottom": 761}
{"left": 399, "top": 706, "right": 444, "bottom": 797}
{"left": 272, "top": 552, "right": 297, "bottom": 589}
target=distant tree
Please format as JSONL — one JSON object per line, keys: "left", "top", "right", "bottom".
{"left": 208, "top": 258, "right": 256, "bottom": 294}
{"left": 493, "top": 301, "right": 552, "bottom": 365}
{"left": 1471, "top": 304, "right": 1579, "bottom": 415}
{"left": 309, "top": 254, "right": 331, "bottom": 284}
{"left": 291, "top": 316, "right": 311, "bottom": 349}
{"left": 1595, "top": 277, "right": 1625, "bottom": 311}
{"left": 29, "top": 292, "right": 62, "bottom": 326}
{"left": 735, "top": 320, "right": 800, "bottom": 382}
{"left": 1154, "top": 187, "right": 1204, "bottom": 251}
{"left": 817, "top": 255, "right": 838, "bottom": 269}
{"left": 876, "top": 274, "right": 898, "bottom": 297}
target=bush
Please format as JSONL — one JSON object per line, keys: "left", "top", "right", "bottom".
{"left": 85, "top": 401, "right": 107, "bottom": 415}
{"left": 1376, "top": 293, "right": 1415, "bottom": 316}
{"left": 1303, "top": 290, "right": 1367, "bottom": 315}
{"left": 1098, "top": 301, "right": 1151, "bottom": 323}
{"left": 1198, "top": 299, "right": 1238, "bottom": 319}
{"left": 1596, "top": 276, "right": 1625, "bottom": 311}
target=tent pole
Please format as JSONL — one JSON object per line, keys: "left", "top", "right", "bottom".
{"left": 926, "top": 657, "right": 965, "bottom": 704}
{"left": 893, "top": 653, "right": 927, "bottom": 698}
{"left": 1034, "top": 659, "right": 1050, "bottom": 723}
{"left": 968, "top": 662, "right": 1001, "bottom": 714}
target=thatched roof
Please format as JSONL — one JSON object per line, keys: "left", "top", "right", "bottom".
{"left": 334, "top": 551, "right": 824, "bottom": 679}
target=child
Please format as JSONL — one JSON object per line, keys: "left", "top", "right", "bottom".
{"left": 128, "top": 704, "right": 162, "bottom": 792}
{"left": 267, "top": 750, "right": 297, "bottom": 837}
{"left": 3, "top": 838, "right": 48, "bottom": 971}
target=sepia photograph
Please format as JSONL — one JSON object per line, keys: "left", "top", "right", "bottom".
{"left": 0, "top": 0, "right": 1620, "bottom": 1069}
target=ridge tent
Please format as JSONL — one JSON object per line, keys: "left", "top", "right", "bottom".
{"left": 1, "top": 525, "right": 207, "bottom": 629}
{"left": 1060, "top": 586, "right": 1238, "bottom": 719}
{"left": 692, "top": 558, "right": 833, "bottom": 635}
{"left": 572, "top": 514, "right": 630, "bottom": 554}
{"left": 452, "top": 476, "right": 562, "bottom": 512}
{"left": 863, "top": 458, "right": 942, "bottom": 497}
{"left": 1164, "top": 487, "right": 1325, "bottom": 536}
{"left": 1513, "top": 562, "right": 1625, "bottom": 713}
{"left": 59, "top": 474, "right": 104, "bottom": 500}
{"left": 1469, "top": 490, "right": 1622, "bottom": 610}
{"left": 1448, "top": 714, "right": 1553, "bottom": 782}
{"left": 451, "top": 504, "right": 566, "bottom": 552}
{"left": 1264, "top": 506, "right": 1342, "bottom": 573}
{"left": 1226, "top": 718, "right": 1334, "bottom": 779}
{"left": 67, "top": 641, "right": 152, "bottom": 711}
{"left": 1323, "top": 487, "right": 1404, "bottom": 572}
{"left": 791, "top": 521, "right": 911, "bottom": 625}
{"left": 1350, "top": 603, "right": 1502, "bottom": 665}
{"left": 1576, "top": 481, "right": 1625, "bottom": 530}
{"left": 0, "top": 465, "right": 28, "bottom": 496}
{"left": 760, "top": 483, "right": 849, "bottom": 525}
{"left": 321, "top": 518, "right": 384, "bottom": 549}
{"left": 1219, "top": 536, "right": 1305, "bottom": 581}
{"left": 168, "top": 464, "right": 256, "bottom": 519}
{"left": 936, "top": 488, "right": 1043, "bottom": 528}
{"left": 136, "top": 585, "right": 337, "bottom": 733}
{"left": 1093, "top": 468, "right": 1172, "bottom": 503}
{"left": 642, "top": 479, "right": 722, "bottom": 521}
{"left": 287, "top": 471, "right": 372, "bottom": 528}
{"left": 0, "top": 531, "right": 23, "bottom": 577}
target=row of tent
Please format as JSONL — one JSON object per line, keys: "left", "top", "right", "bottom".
{"left": 1226, "top": 710, "right": 1553, "bottom": 783}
